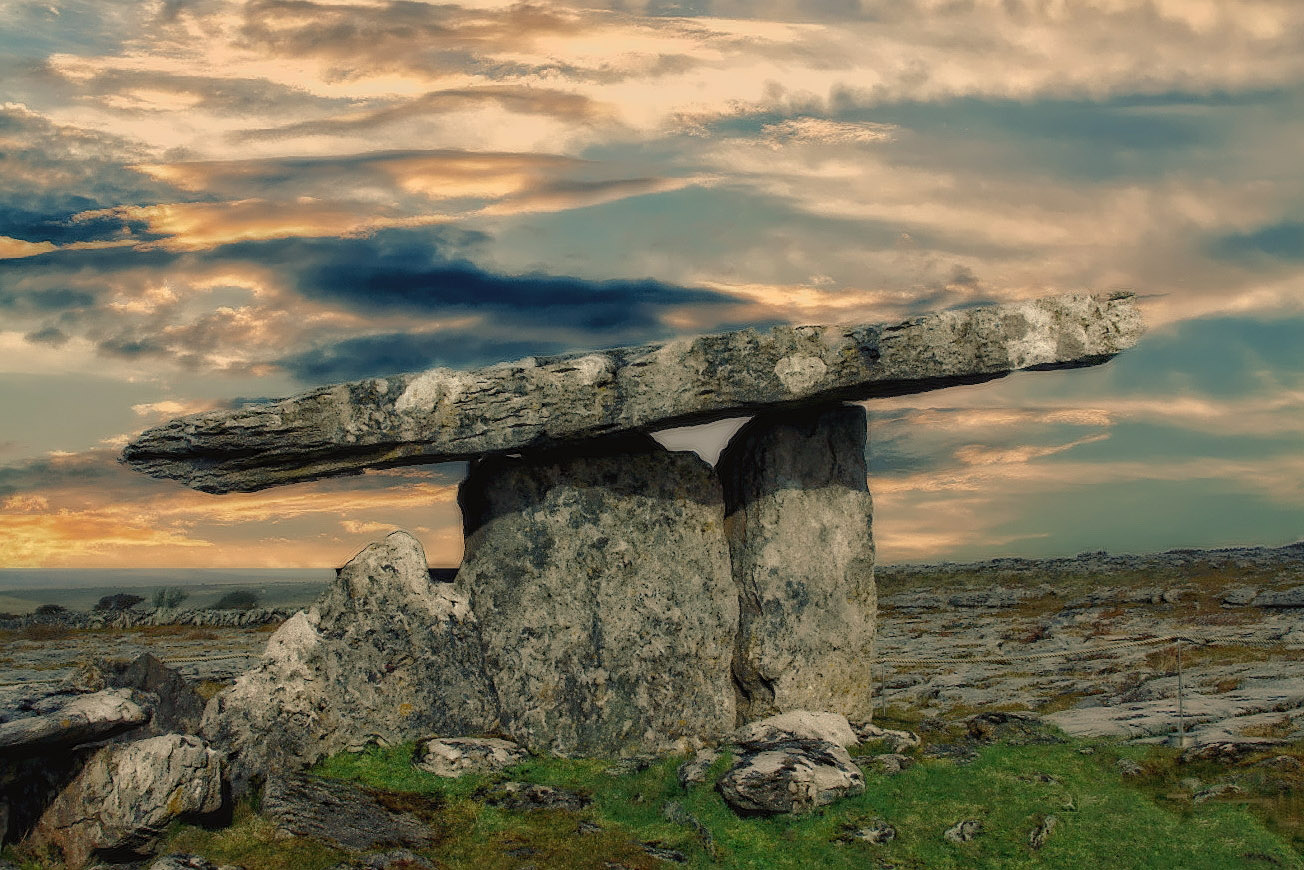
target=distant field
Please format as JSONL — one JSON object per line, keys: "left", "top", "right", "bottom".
{"left": 0, "top": 577, "right": 331, "bottom": 614}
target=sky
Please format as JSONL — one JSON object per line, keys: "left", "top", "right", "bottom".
{"left": 0, "top": 0, "right": 1301, "bottom": 572}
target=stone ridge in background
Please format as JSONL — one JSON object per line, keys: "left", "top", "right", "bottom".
{"left": 122, "top": 293, "right": 1143, "bottom": 493}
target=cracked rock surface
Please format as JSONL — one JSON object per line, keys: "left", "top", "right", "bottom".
{"left": 123, "top": 294, "right": 1143, "bottom": 493}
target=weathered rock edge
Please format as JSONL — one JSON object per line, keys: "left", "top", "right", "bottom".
{"left": 122, "top": 293, "right": 1143, "bottom": 493}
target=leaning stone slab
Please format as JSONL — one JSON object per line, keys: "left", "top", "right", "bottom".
{"left": 201, "top": 531, "right": 498, "bottom": 795}
{"left": 123, "top": 293, "right": 1143, "bottom": 492}
{"left": 720, "top": 404, "right": 876, "bottom": 722}
{"left": 0, "top": 689, "right": 147, "bottom": 753}
{"left": 29, "top": 734, "right": 223, "bottom": 869}
{"left": 455, "top": 436, "right": 738, "bottom": 757}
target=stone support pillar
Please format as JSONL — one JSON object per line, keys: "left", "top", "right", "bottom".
{"left": 455, "top": 435, "right": 738, "bottom": 757}
{"left": 718, "top": 403, "right": 876, "bottom": 724}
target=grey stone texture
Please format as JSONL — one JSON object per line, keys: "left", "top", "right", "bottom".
{"left": 734, "top": 711, "right": 859, "bottom": 749}
{"left": 262, "top": 774, "right": 434, "bottom": 852}
{"left": 456, "top": 436, "right": 738, "bottom": 757}
{"left": 0, "top": 689, "right": 147, "bottom": 752}
{"left": 123, "top": 293, "right": 1144, "bottom": 493}
{"left": 717, "top": 738, "right": 865, "bottom": 814}
{"left": 412, "top": 737, "right": 527, "bottom": 777}
{"left": 29, "top": 734, "right": 222, "bottom": 868}
{"left": 201, "top": 531, "right": 498, "bottom": 795}
{"left": 719, "top": 404, "right": 876, "bottom": 723}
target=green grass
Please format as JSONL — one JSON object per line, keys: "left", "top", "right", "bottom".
{"left": 144, "top": 736, "right": 1304, "bottom": 870}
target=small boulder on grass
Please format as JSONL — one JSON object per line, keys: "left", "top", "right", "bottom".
{"left": 944, "top": 819, "right": 982, "bottom": 843}
{"left": 411, "top": 736, "right": 526, "bottom": 777}
{"left": 853, "top": 722, "right": 921, "bottom": 753}
{"left": 717, "top": 738, "right": 864, "bottom": 815}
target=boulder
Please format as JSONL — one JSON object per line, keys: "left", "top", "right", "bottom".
{"left": 122, "top": 294, "right": 1144, "bottom": 493}
{"left": 716, "top": 738, "right": 864, "bottom": 814}
{"left": 854, "top": 722, "right": 921, "bottom": 752}
{"left": 719, "top": 404, "right": 876, "bottom": 722}
{"left": 734, "top": 711, "right": 859, "bottom": 749}
{"left": 201, "top": 531, "right": 498, "bottom": 795}
{"left": 455, "top": 437, "right": 738, "bottom": 757}
{"left": 100, "top": 653, "right": 205, "bottom": 736}
{"left": 29, "top": 734, "right": 223, "bottom": 868}
{"left": 261, "top": 774, "right": 434, "bottom": 852}
{"left": 0, "top": 689, "right": 148, "bottom": 752}
{"left": 944, "top": 819, "right": 983, "bottom": 843}
{"left": 412, "top": 737, "right": 527, "bottom": 777}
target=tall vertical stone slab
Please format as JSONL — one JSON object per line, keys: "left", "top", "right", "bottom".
{"left": 719, "top": 403, "right": 876, "bottom": 724}
{"left": 455, "top": 436, "right": 739, "bottom": 757}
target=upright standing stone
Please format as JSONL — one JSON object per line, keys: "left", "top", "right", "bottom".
{"left": 455, "top": 436, "right": 738, "bottom": 757}
{"left": 719, "top": 403, "right": 876, "bottom": 723}
{"left": 201, "top": 531, "right": 499, "bottom": 794}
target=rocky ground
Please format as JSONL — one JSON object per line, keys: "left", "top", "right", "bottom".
{"left": 875, "top": 542, "right": 1304, "bottom": 745}
{"left": 0, "top": 622, "right": 274, "bottom": 721}
{"left": 4, "top": 542, "right": 1303, "bottom": 746}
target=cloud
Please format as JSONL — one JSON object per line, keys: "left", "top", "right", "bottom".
{"left": 236, "top": 86, "right": 609, "bottom": 142}
{"left": 0, "top": 447, "right": 467, "bottom": 568}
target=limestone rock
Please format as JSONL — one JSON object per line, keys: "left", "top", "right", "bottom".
{"left": 854, "top": 723, "right": 921, "bottom": 753}
{"left": 201, "top": 531, "right": 498, "bottom": 795}
{"left": 481, "top": 781, "right": 591, "bottom": 811}
{"left": 1029, "top": 815, "right": 1058, "bottom": 850}
{"left": 262, "top": 774, "right": 434, "bottom": 851}
{"left": 944, "top": 819, "right": 983, "bottom": 843}
{"left": 862, "top": 753, "right": 914, "bottom": 776}
{"left": 1252, "top": 587, "right": 1304, "bottom": 608}
{"left": 123, "top": 294, "right": 1144, "bottom": 493}
{"left": 716, "top": 738, "right": 865, "bottom": 814}
{"left": 677, "top": 748, "right": 722, "bottom": 789}
{"left": 719, "top": 404, "right": 876, "bottom": 722}
{"left": 30, "top": 734, "right": 222, "bottom": 868}
{"left": 734, "top": 711, "right": 859, "bottom": 749}
{"left": 843, "top": 820, "right": 896, "bottom": 844}
{"left": 149, "top": 856, "right": 244, "bottom": 870}
{"left": 100, "top": 653, "right": 205, "bottom": 736}
{"left": 455, "top": 437, "right": 738, "bottom": 757}
{"left": 0, "top": 689, "right": 147, "bottom": 752}
{"left": 412, "top": 737, "right": 527, "bottom": 777}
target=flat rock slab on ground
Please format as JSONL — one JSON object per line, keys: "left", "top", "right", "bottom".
{"left": 123, "top": 293, "right": 1143, "bottom": 493}
{"left": 261, "top": 774, "right": 435, "bottom": 852}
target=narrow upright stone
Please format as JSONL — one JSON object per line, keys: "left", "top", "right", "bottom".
{"left": 455, "top": 436, "right": 738, "bottom": 757}
{"left": 719, "top": 404, "right": 876, "bottom": 723}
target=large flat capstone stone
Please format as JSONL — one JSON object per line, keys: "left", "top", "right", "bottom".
{"left": 122, "top": 293, "right": 1143, "bottom": 493}
{"left": 454, "top": 436, "right": 739, "bottom": 757}
{"left": 719, "top": 404, "right": 876, "bottom": 723}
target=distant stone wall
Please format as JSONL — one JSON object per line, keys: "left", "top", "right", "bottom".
{"left": 0, "top": 607, "right": 294, "bottom": 631}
